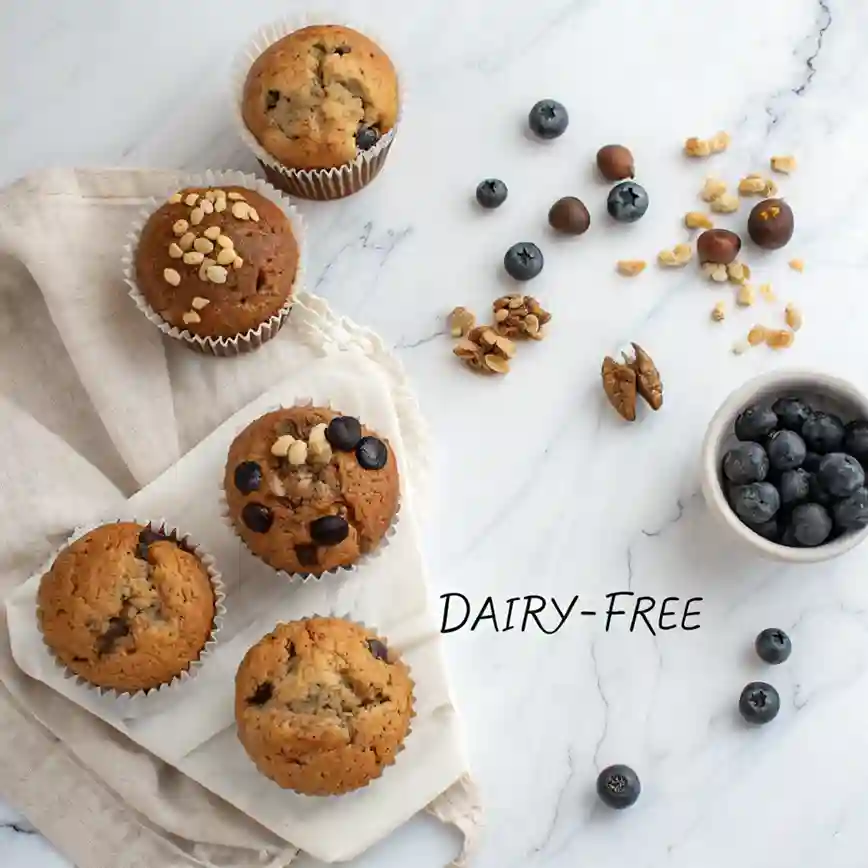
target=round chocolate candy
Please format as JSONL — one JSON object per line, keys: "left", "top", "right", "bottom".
{"left": 356, "top": 436, "right": 388, "bottom": 470}
{"left": 326, "top": 416, "right": 362, "bottom": 451}
{"left": 548, "top": 197, "right": 590, "bottom": 235}
{"left": 697, "top": 228, "right": 742, "bottom": 265}
{"left": 310, "top": 514, "right": 349, "bottom": 546}
{"left": 596, "top": 144, "right": 634, "bottom": 182}
{"left": 747, "top": 198, "right": 794, "bottom": 250}
{"left": 242, "top": 502, "right": 273, "bottom": 533}
{"left": 234, "top": 460, "right": 262, "bottom": 494}
{"left": 367, "top": 639, "right": 389, "bottom": 661}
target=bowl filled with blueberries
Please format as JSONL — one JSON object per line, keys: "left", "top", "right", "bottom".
{"left": 701, "top": 370, "right": 868, "bottom": 562}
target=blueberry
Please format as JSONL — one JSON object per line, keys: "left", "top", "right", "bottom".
{"left": 789, "top": 502, "right": 833, "bottom": 547}
{"left": 766, "top": 430, "right": 807, "bottom": 472}
{"left": 738, "top": 682, "right": 780, "bottom": 725}
{"left": 527, "top": 99, "right": 569, "bottom": 139}
{"left": 596, "top": 764, "right": 640, "bottom": 810}
{"left": 807, "top": 473, "right": 834, "bottom": 506}
{"left": 833, "top": 487, "right": 868, "bottom": 530}
{"left": 844, "top": 420, "right": 868, "bottom": 464}
{"left": 803, "top": 452, "right": 822, "bottom": 473}
{"left": 326, "top": 416, "right": 362, "bottom": 452}
{"left": 730, "top": 482, "right": 780, "bottom": 524}
{"left": 310, "top": 514, "right": 349, "bottom": 546}
{"left": 294, "top": 544, "right": 318, "bottom": 568}
{"left": 247, "top": 681, "right": 274, "bottom": 706}
{"left": 722, "top": 442, "right": 768, "bottom": 484}
{"left": 778, "top": 468, "right": 811, "bottom": 505}
{"left": 755, "top": 628, "right": 792, "bottom": 665}
{"left": 136, "top": 527, "right": 167, "bottom": 560}
{"left": 356, "top": 125, "right": 379, "bottom": 151}
{"left": 242, "top": 502, "right": 273, "bottom": 533}
{"left": 817, "top": 453, "right": 866, "bottom": 497}
{"left": 476, "top": 178, "right": 508, "bottom": 209}
{"left": 234, "top": 461, "right": 262, "bottom": 494}
{"left": 801, "top": 412, "right": 845, "bottom": 454}
{"left": 746, "top": 518, "right": 779, "bottom": 542}
{"left": 606, "top": 181, "right": 649, "bottom": 223}
{"left": 771, "top": 397, "right": 812, "bottom": 433}
{"left": 734, "top": 404, "right": 778, "bottom": 442}
{"left": 504, "top": 242, "right": 544, "bottom": 281}
{"left": 356, "top": 436, "right": 388, "bottom": 470}
{"left": 367, "top": 639, "right": 389, "bottom": 661}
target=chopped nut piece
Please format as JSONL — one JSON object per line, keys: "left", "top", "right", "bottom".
{"left": 788, "top": 258, "right": 804, "bottom": 272}
{"left": 494, "top": 335, "right": 516, "bottom": 358}
{"left": 736, "top": 284, "right": 755, "bottom": 307}
{"left": 626, "top": 343, "right": 663, "bottom": 411}
{"left": 206, "top": 265, "right": 228, "bottom": 284}
{"left": 216, "top": 234, "right": 234, "bottom": 249}
{"left": 685, "top": 211, "right": 714, "bottom": 230}
{"left": 658, "top": 243, "right": 693, "bottom": 268}
{"left": 616, "top": 259, "right": 647, "bottom": 277}
{"left": 189, "top": 207, "right": 204, "bottom": 225}
{"left": 738, "top": 176, "right": 768, "bottom": 196}
{"left": 287, "top": 440, "right": 308, "bottom": 466}
{"left": 269, "top": 476, "right": 286, "bottom": 497}
{"left": 233, "top": 256, "right": 244, "bottom": 269}
{"left": 204, "top": 190, "right": 217, "bottom": 202}
{"left": 168, "top": 192, "right": 183, "bottom": 205}
{"left": 770, "top": 155, "right": 797, "bottom": 174}
{"left": 183, "top": 251, "right": 205, "bottom": 266}
{"left": 214, "top": 197, "right": 227, "bottom": 213}
{"left": 271, "top": 434, "right": 295, "bottom": 457}
{"left": 766, "top": 328, "right": 795, "bottom": 349}
{"left": 232, "top": 202, "right": 251, "bottom": 220}
{"left": 759, "top": 283, "right": 776, "bottom": 302}
{"left": 454, "top": 324, "right": 516, "bottom": 375}
{"left": 172, "top": 219, "right": 189, "bottom": 236}
{"left": 216, "top": 248, "right": 236, "bottom": 266}
{"left": 163, "top": 267, "right": 181, "bottom": 286}
{"left": 193, "top": 237, "right": 214, "bottom": 254}
{"left": 248, "top": 208, "right": 260, "bottom": 222}
{"left": 711, "top": 301, "right": 726, "bottom": 322}
{"left": 191, "top": 296, "right": 210, "bottom": 310}
{"left": 763, "top": 178, "right": 778, "bottom": 197}
{"left": 727, "top": 261, "right": 751, "bottom": 284}
{"left": 709, "top": 131, "right": 731, "bottom": 153}
{"left": 168, "top": 242, "right": 183, "bottom": 259}
{"left": 198, "top": 258, "right": 216, "bottom": 281}
{"left": 184, "top": 193, "right": 199, "bottom": 207}
{"left": 479, "top": 328, "right": 498, "bottom": 348}
{"left": 700, "top": 177, "right": 727, "bottom": 202}
{"left": 684, "top": 137, "right": 712, "bottom": 158}
{"left": 748, "top": 325, "right": 768, "bottom": 346}
{"left": 200, "top": 199, "right": 214, "bottom": 215}
{"left": 447, "top": 306, "right": 476, "bottom": 338}
{"left": 178, "top": 231, "right": 196, "bottom": 252}
{"left": 702, "top": 262, "right": 729, "bottom": 283}
{"left": 227, "top": 192, "right": 245, "bottom": 201}
{"left": 710, "top": 193, "right": 740, "bottom": 213}
{"left": 785, "top": 303, "right": 803, "bottom": 331}
{"left": 308, "top": 422, "right": 328, "bottom": 447}
{"left": 182, "top": 311, "right": 201, "bottom": 325}
{"left": 602, "top": 357, "right": 637, "bottom": 421}
{"left": 492, "top": 295, "right": 551, "bottom": 340}
{"left": 204, "top": 225, "right": 222, "bottom": 240}
{"left": 483, "top": 354, "right": 510, "bottom": 374}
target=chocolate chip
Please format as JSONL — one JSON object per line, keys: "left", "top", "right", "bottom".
{"left": 367, "top": 639, "right": 389, "bottom": 661}
{"left": 326, "top": 416, "right": 362, "bottom": 451}
{"left": 334, "top": 45, "right": 351, "bottom": 56}
{"left": 234, "top": 461, "right": 262, "bottom": 494}
{"left": 310, "top": 514, "right": 349, "bottom": 546}
{"left": 356, "top": 436, "right": 388, "bottom": 470}
{"left": 247, "top": 681, "right": 274, "bottom": 706}
{"left": 136, "top": 528, "right": 167, "bottom": 560}
{"left": 242, "top": 502, "right": 273, "bottom": 533}
{"left": 356, "top": 126, "right": 379, "bottom": 151}
{"left": 96, "top": 616, "right": 130, "bottom": 656}
{"left": 266, "top": 89, "right": 280, "bottom": 111}
{"left": 295, "top": 543, "right": 319, "bottom": 567}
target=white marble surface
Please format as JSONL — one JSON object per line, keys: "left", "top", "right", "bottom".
{"left": 5, "top": 0, "right": 868, "bottom": 866}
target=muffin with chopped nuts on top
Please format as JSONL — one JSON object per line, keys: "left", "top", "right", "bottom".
{"left": 132, "top": 185, "right": 299, "bottom": 349}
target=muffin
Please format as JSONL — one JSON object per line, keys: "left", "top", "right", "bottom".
{"left": 224, "top": 406, "right": 399, "bottom": 576}
{"left": 37, "top": 522, "right": 217, "bottom": 693}
{"left": 240, "top": 24, "right": 399, "bottom": 199}
{"left": 235, "top": 618, "right": 414, "bottom": 795}
{"left": 133, "top": 185, "right": 299, "bottom": 346}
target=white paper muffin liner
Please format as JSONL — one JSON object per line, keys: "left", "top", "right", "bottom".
{"left": 232, "top": 14, "right": 405, "bottom": 201}
{"left": 236, "top": 613, "right": 415, "bottom": 796}
{"left": 220, "top": 399, "right": 401, "bottom": 583}
{"left": 35, "top": 518, "right": 226, "bottom": 714}
{"left": 121, "top": 169, "right": 307, "bottom": 356}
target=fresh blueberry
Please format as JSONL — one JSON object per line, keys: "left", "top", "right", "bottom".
{"left": 766, "top": 430, "right": 807, "bottom": 472}
{"left": 596, "top": 764, "right": 641, "bottom": 810}
{"left": 730, "top": 482, "right": 780, "bottom": 524}
{"left": 475, "top": 178, "right": 508, "bottom": 209}
{"left": 356, "top": 436, "right": 388, "bottom": 470}
{"left": 778, "top": 468, "right": 811, "bottom": 505}
{"left": 755, "top": 628, "right": 792, "bottom": 665}
{"left": 356, "top": 125, "right": 379, "bottom": 151}
{"left": 789, "top": 502, "right": 833, "bottom": 547}
{"left": 310, "top": 514, "right": 349, "bottom": 546}
{"left": 738, "top": 682, "right": 780, "bottom": 725}
{"left": 136, "top": 527, "right": 167, "bottom": 560}
{"left": 234, "top": 461, "right": 263, "bottom": 494}
{"left": 734, "top": 404, "right": 778, "bottom": 442}
{"left": 746, "top": 518, "right": 779, "bottom": 542}
{"left": 242, "top": 503, "right": 273, "bottom": 533}
{"left": 294, "top": 544, "right": 318, "bottom": 568}
{"left": 367, "top": 639, "right": 389, "bottom": 661}
{"left": 771, "top": 397, "right": 812, "bottom": 433}
{"left": 807, "top": 473, "right": 834, "bottom": 506}
{"left": 326, "top": 416, "right": 362, "bottom": 452}
{"left": 817, "top": 453, "right": 866, "bottom": 497}
{"left": 722, "top": 442, "right": 769, "bottom": 484}
{"left": 606, "top": 181, "right": 649, "bottom": 223}
{"left": 527, "top": 99, "right": 569, "bottom": 139}
{"left": 801, "top": 412, "right": 845, "bottom": 454}
{"left": 504, "top": 242, "right": 544, "bottom": 281}
{"left": 803, "top": 452, "right": 822, "bottom": 473}
{"left": 833, "top": 487, "right": 868, "bottom": 531}
{"left": 844, "top": 420, "right": 868, "bottom": 464}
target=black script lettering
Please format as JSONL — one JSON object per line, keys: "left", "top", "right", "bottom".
{"left": 550, "top": 595, "right": 580, "bottom": 633}
{"left": 470, "top": 597, "right": 499, "bottom": 631}
{"left": 502, "top": 597, "right": 520, "bottom": 632}
{"left": 440, "top": 593, "right": 470, "bottom": 633}
{"left": 630, "top": 596, "right": 657, "bottom": 635}
{"left": 522, "top": 595, "right": 548, "bottom": 633}
{"left": 604, "top": 591, "right": 634, "bottom": 631}
{"left": 682, "top": 597, "right": 703, "bottom": 630}
{"left": 658, "top": 596, "right": 679, "bottom": 631}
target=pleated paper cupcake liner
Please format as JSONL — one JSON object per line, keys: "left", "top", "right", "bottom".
{"left": 232, "top": 14, "right": 405, "bottom": 201}
{"left": 121, "top": 169, "right": 307, "bottom": 356}
{"left": 36, "top": 518, "right": 226, "bottom": 716}
{"left": 221, "top": 398, "right": 401, "bottom": 583}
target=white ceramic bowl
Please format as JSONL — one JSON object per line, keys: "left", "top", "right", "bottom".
{"left": 701, "top": 369, "right": 868, "bottom": 563}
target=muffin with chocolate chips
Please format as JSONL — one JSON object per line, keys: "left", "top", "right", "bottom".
{"left": 224, "top": 406, "right": 399, "bottom": 577}
{"left": 235, "top": 617, "right": 414, "bottom": 795}
{"left": 240, "top": 24, "right": 400, "bottom": 199}
{"left": 36, "top": 522, "right": 218, "bottom": 694}
{"left": 132, "top": 185, "right": 300, "bottom": 350}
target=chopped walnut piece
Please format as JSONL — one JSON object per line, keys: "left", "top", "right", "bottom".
{"left": 770, "top": 155, "right": 797, "bottom": 174}
{"left": 766, "top": 328, "right": 795, "bottom": 349}
{"left": 785, "top": 303, "right": 803, "bottom": 331}
{"left": 736, "top": 284, "right": 755, "bottom": 307}
{"left": 454, "top": 325, "right": 515, "bottom": 375}
{"left": 601, "top": 356, "right": 637, "bottom": 421}
{"left": 700, "top": 177, "right": 727, "bottom": 202}
{"left": 711, "top": 301, "right": 726, "bottom": 322}
{"left": 788, "top": 258, "right": 804, "bottom": 273}
{"left": 657, "top": 243, "right": 693, "bottom": 268}
{"left": 616, "top": 260, "right": 647, "bottom": 277}
{"left": 492, "top": 295, "right": 550, "bottom": 340}
{"left": 448, "top": 306, "right": 476, "bottom": 337}
{"left": 685, "top": 211, "right": 714, "bottom": 230}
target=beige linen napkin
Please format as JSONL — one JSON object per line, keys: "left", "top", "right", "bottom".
{"left": 0, "top": 169, "right": 481, "bottom": 868}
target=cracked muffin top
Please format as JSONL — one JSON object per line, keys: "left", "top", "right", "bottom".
{"left": 36, "top": 522, "right": 216, "bottom": 693}
{"left": 224, "top": 406, "right": 400, "bottom": 576}
{"left": 242, "top": 25, "right": 399, "bottom": 171}
{"left": 235, "top": 618, "right": 414, "bottom": 795}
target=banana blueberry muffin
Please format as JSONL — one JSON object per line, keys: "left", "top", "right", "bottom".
{"left": 134, "top": 186, "right": 299, "bottom": 341}
{"left": 224, "top": 406, "right": 399, "bottom": 576}
{"left": 235, "top": 618, "right": 414, "bottom": 795}
{"left": 37, "top": 522, "right": 216, "bottom": 693}
{"left": 242, "top": 25, "right": 399, "bottom": 171}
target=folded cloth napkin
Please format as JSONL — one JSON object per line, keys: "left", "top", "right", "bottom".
{"left": 0, "top": 168, "right": 482, "bottom": 868}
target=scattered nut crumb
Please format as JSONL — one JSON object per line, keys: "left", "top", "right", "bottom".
{"left": 453, "top": 325, "right": 515, "bottom": 375}
{"left": 711, "top": 301, "right": 726, "bottom": 322}
{"left": 232, "top": 202, "right": 251, "bottom": 220}
{"left": 227, "top": 192, "right": 245, "bottom": 201}
{"left": 172, "top": 219, "right": 189, "bottom": 237}
{"left": 493, "top": 295, "right": 550, "bottom": 340}
{"left": 216, "top": 248, "right": 236, "bottom": 266}
{"left": 191, "top": 296, "right": 210, "bottom": 310}
{"left": 701, "top": 262, "right": 729, "bottom": 283}
{"left": 748, "top": 325, "right": 768, "bottom": 346}
{"left": 763, "top": 178, "right": 779, "bottom": 197}
{"left": 163, "top": 267, "right": 181, "bottom": 287}
{"left": 709, "top": 131, "right": 731, "bottom": 153}
{"left": 616, "top": 259, "right": 647, "bottom": 277}
{"left": 700, "top": 177, "right": 727, "bottom": 202}
{"left": 483, "top": 354, "right": 510, "bottom": 374}
{"left": 766, "top": 328, "right": 795, "bottom": 349}
{"left": 657, "top": 243, "right": 693, "bottom": 268}
{"left": 685, "top": 211, "right": 714, "bottom": 230}
{"left": 770, "top": 155, "right": 797, "bottom": 174}
{"left": 178, "top": 232, "right": 196, "bottom": 252}
{"left": 168, "top": 243, "right": 183, "bottom": 259}
{"left": 736, "top": 284, "right": 755, "bottom": 307}
{"left": 168, "top": 192, "right": 183, "bottom": 205}
{"left": 203, "top": 225, "right": 222, "bottom": 241}
{"left": 206, "top": 265, "right": 228, "bottom": 284}
{"left": 184, "top": 193, "right": 199, "bottom": 207}
{"left": 789, "top": 258, "right": 804, "bottom": 272}
{"left": 189, "top": 207, "right": 204, "bottom": 226}
{"left": 193, "top": 237, "right": 214, "bottom": 254}
{"left": 448, "top": 306, "right": 476, "bottom": 338}
{"left": 182, "top": 311, "right": 201, "bottom": 325}
{"left": 710, "top": 193, "right": 740, "bottom": 213}
{"left": 727, "top": 261, "right": 751, "bottom": 285}
{"left": 785, "top": 303, "right": 803, "bottom": 331}
{"left": 738, "top": 175, "right": 768, "bottom": 196}
{"left": 759, "top": 283, "right": 776, "bottom": 302}
{"left": 684, "top": 137, "right": 712, "bottom": 158}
